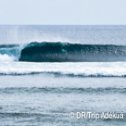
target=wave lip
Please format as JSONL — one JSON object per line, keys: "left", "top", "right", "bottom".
{"left": 19, "top": 42, "right": 126, "bottom": 62}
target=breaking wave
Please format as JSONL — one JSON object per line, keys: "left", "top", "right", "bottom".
{"left": 0, "top": 44, "right": 21, "bottom": 62}
{"left": 19, "top": 42, "right": 126, "bottom": 62}
{"left": 1, "top": 42, "right": 126, "bottom": 62}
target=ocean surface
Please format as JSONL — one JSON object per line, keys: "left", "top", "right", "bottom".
{"left": 0, "top": 25, "right": 126, "bottom": 126}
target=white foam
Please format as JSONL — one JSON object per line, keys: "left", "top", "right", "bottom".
{"left": 0, "top": 54, "right": 15, "bottom": 62}
{"left": 0, "top": 62, "right": 126, "bottom": 76}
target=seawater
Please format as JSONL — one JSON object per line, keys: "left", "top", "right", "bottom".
{"left": 0, "top": 76, "right": 126, "bottom": 126}
{"left": 0, "top": 25, "right": 126, "bottom": 125}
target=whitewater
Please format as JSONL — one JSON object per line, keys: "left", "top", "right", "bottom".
{"left": 0, "top": 61, "right": 126, "bottom": 77}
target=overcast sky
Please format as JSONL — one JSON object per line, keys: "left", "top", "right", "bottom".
{"left": 0, "top": 0, "right": 126, "bottom": 25}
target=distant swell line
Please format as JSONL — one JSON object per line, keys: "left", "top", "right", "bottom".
{"left": 0, "top": 87, "right": 126, "bottom": 94}
{"left": 0, "top": 112, "right": 66, "bottom": 118}
{"left": 1, "top": 72, "right": 126, "bottom": 77}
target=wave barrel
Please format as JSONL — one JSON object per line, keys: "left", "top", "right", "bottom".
{"left": 19, "top": 42, "right": 126, "bottom": 62}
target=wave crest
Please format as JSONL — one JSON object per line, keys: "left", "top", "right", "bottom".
{"left": 19, "top": 42, "right": 126, "bottom": 62}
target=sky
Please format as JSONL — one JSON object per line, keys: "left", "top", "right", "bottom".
{"left": 0, "top": 0, "right": 126, "bottom": 25}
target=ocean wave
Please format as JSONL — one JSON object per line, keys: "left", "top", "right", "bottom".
{"left": 0, "top": 112, "right": 63, "bottom": 118}
{"left": 1, "top": 71, "right": 126, "bottom": 77}
{"left": 1, "top": 42, "right": 126, "bottom": 62}
{"left": 0, "top": 87, "right": 126, "bottom": 94}
{"left": 0, "top": 44, "right": 21, "bottom": 61}
{"left": 19, "top": 42, "right": 126, "bottom": 62}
